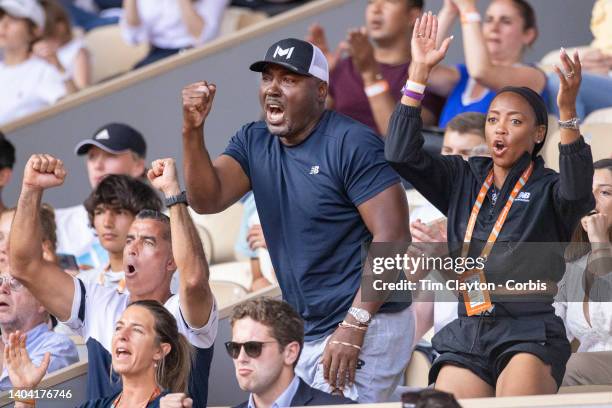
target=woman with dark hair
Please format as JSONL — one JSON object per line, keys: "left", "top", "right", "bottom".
{"left": 386, "top": 13, "right": 594, "bottom": 398}
{"left": 426, "top": 0, "right": 548, "bottom": 127}
{"left": 5, "top": 300, "right": 193, "bottom": 407}
{"left": 555, "top": 159, "right": 612, "bottom": 386}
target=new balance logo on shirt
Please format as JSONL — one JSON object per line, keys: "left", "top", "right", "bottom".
{"left": 273, "top": 46, "right": 294, "bottom": 60}
{"left": 515, "top": 191, "right": 531, "bottom": 202}
{"left": 309, "top": 166, "right": 319, "bottom": 175}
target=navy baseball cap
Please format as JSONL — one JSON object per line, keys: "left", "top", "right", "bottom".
{"left": 75, "top": 123, "right": 146, "bottom": 158}
{"left": 250, "top": 38, "right": 329, "bottom": 82}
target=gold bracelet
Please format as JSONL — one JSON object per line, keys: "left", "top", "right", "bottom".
{"left": 338, "top": 321, "right": 367, "bottom": 332}
{"left": 330, "top": 340, "right": 362, "bottom": 350}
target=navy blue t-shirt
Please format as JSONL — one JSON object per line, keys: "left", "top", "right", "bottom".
{"left": 224, "top": 110, "right": 408, "bottom": 340}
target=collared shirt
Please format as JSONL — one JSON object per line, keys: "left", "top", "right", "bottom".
{"left": 248, "top": 375, "right": 300, "bottom": 408}
{"left": 0, "top": 323, "right": 79, "bottom": 390}
{"left": 119, "top": 0, "right": 228, "bottom": 49}
{"left": 77, "top": 263, "right": 126, "bottom": 294}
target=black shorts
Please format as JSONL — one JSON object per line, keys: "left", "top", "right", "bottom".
{"left": 429, "top": 306, "right": 571, "bottom": 388}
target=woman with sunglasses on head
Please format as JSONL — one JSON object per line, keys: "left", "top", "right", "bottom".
{"left": 386, "top": 13, "right": 594, "bottom": 398}
{"left": 555, "top": 159, "right": 612, "bottom": 387}
{"left": 5, "top": 300, "right": 193, "bottom": 407}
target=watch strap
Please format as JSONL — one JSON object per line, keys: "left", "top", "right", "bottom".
{"left": 165, "top": 191, "right": 188, "bottom": 207}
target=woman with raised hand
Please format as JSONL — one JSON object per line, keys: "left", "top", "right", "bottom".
{"left": 386, "top": 12, "right": 594, "bottom": 398}
{"left": 428, "top": 0, "right": 548, "bottom": 127}
{"left": 555, "top": 159, "right": 612, "bottom": 387}
{"left": 5, "top": 300, "right": 193, "bottom": 407}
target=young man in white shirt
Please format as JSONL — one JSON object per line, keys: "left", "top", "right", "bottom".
{"left": 54, "top": 123, "right": 147, "bottom": 270}
{"left": 10, "top": 154, "right": 217, "bottom": 407}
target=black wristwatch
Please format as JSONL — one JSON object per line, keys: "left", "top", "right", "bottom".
{"left": 165, "top": 191, "right": 188, "bottom": 207}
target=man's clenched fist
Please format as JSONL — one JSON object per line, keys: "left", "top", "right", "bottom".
{"left": 182, "top": 81, "right": 216, "bottom": 130}
{"left": 23, "top": 154, "right": 66, "bottom": 191}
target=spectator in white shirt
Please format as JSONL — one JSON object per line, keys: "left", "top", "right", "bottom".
{"left": 54, "top": 123, "right": 147, "bottom": 271}
{"left": 0, "top": 0, "right": 72, "bottom": 125}
{"left": 121, "top": 0, "right": 229, "bottom": 68}
{"left": 34, "top": 0, "right": 91, "bottom": 90}
{"left": 555, "top": 159, "right": 612, "bottom": 386}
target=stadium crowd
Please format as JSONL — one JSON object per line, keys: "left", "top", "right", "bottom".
{"left": 0, "top": 0, "right": 611, "bottom": 407}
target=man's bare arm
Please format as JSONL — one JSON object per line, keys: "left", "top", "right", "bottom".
{"left": 181, "top": 82, "right": 250, "bottom": 214}
{"left": 148, "top": 159, "right": 214, "bottom": 328}
{"left": 10, "top": 155, "right": 75, "bottom": 321}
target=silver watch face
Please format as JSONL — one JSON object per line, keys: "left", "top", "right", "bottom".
{"left": 351, "top": 308, "right": 371, "bottom": 323}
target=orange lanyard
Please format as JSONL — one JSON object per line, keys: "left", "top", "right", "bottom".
{"left": 112, "top": 387, "right": 161, "bottom": 408}
{"left": 462, "top": 162, "right": 534, "bottom": 259}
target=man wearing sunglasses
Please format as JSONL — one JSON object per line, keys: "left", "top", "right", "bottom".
{"left": 228, "top": 298, "right": 353, "bottom": 407}
{"left": 0, "top": 210, "right": 79, "bottom": 391}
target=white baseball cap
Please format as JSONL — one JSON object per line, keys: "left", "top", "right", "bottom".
{"left": 0, "top": 0, "right": 45, "bottom": 30}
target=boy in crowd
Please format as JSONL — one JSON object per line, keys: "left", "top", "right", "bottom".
{"left": 78, "top": 174, "right": 162, "bottom": 292}
{"left": 0, "top": 133, "right": 15, "bottom": 214}
{"left": 54, "top": 123, "right": 146, "bottom": 270}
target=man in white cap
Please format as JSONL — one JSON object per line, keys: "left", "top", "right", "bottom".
{"left": 180, "top": 38, "right": 415, "bottom": 402}
{"left": 0, "top": 0, "right": 71, "bottom": 125}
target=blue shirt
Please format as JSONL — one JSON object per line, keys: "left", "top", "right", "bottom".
{"left": 438, "top": 64, "right": 550, "bottom": 128}
{"left": 235, "top": 192, "right": 258, "bottom": 259}
{"left": 223, "top": 110, "right": 407, "bottom": 340}
{"left": 0, "top": 323, "right": 79, "bottom": 390}
{"left": 248, "top": 375, "right": 300, "bottom": 408}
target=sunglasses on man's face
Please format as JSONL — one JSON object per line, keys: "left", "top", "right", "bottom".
{"left": 224, "top": 341, "right": 277, "bottom": 359}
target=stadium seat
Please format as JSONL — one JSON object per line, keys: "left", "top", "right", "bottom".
{"left": 584, "top": 123, "right": 612, "bottom": 161}
{"left": 210, "top": 280, "right": 249, "bottom": 308}
{"left": 84, "top": 25, "right": 149, "bottom": 84}
{"left": 210, "top": 260, "right": 253, "bottom": 292}
{"left": 584, "top": 107, "right": 612, "bottom": 125}
{"left": 219, "top": 7, "right": 268, "bottom": 37}
{"left": 189, "top": 202, "right": 245, "bottom": 265}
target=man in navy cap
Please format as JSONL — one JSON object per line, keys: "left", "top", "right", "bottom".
{"left": 180, "top": 38, "right": 414, "bottom": 402}
{"left": 54, "top": 123, "right": 147, "bottom": 270}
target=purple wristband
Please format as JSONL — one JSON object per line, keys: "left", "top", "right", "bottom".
{"left": 401, "top": 86, "right": 425, "bottom": 101}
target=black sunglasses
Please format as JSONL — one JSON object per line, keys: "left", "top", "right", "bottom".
{"left": 224, "top": 341, "right": 277, "bottom": 359}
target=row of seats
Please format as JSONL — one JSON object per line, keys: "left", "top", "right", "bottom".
{"left": 82, "top": 7, "right": 268, "bottom": 84}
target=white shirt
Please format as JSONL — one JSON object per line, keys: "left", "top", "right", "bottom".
{"left": 78, "top": 263, "right": 126, "bottom": 294}
{"left": 554, "top": 255, "right": 612, "bottom": 352}
{"left": 55, "top": 204, "right": 109, "bottom": 270}
{"left": 58, "top": 38, "right": 86, "bottom": 80}
{"left": 120, "top": 0, "right": 228, "bottom": 49}
{"left": 0, "top": 57, "right": 66, "bottom": 125}
{"left": 62, "top": 277, "right": 218, "bottom": 352}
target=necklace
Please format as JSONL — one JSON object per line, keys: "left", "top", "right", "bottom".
{"left": 111, "top": 387, "right": 161, "bottom": 408}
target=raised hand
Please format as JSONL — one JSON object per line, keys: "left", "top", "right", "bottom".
{"left": 411, "top": 12, "right": 453, "bottom": 70}
{"left": 4, "top": 331, "right": 50, "bottom": 390}
{"left": 247, "top": 224, "right": 267, "bottom": 250}
{"left": 306, "top": 23, "right": 341, "bottom": 72}
{"left": 160, "top": 393, "right": 193, "bottom": 408}
{"left": 147, "top": 158, "right": 181, "bottom": 196}
{"left": 23, "top": 154, "right": 66, "bottom": 191}
{"left": 343, "top": 27, "right": 378, "bottom": 80}
{"left": 581, "top": 212, "right": 610, "bottom": 244}
{"left": 553, "top": 49, "right": 582, "bottom": 115}
{"left": 182, "top": 81, "right": 216, "bottom": 130}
